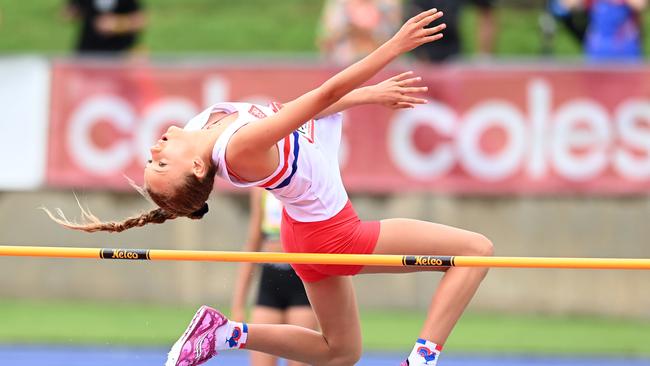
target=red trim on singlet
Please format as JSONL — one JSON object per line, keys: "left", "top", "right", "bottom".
{"left": 260, "top": 135, "right": 291, "bottom": 188}
{"left": 269, "top": 102, "right": 283, "bottom": 112}
{"left": 226, "top": 164, "right": 246, "bottom": 182}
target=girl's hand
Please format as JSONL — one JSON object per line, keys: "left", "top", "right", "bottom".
{"left": 362, "top": 71, "right": 428, "bottom": 109}
{"left": 389, "top": 8, "right": 446, "bottom": 54}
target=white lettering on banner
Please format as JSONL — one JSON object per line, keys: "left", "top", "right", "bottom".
{"left": 69, "top": 95, "right": 135, "bottom": 175}
{"left": 389, "top": 101, "right": 456, "bottom": 179}
{"left": 68, "top": 96, "right": 199, "bottom": 175}
{"left": 66, "top": 77, "right": 229, "bottom": 175}
{"left": 203, "top": 76, "right": 228, "bottom": 108}
{"left": 458, "top": 101, "right": 527, "bottom": 181}
{"left": 551, "top": 100, "right": 610, "bottom": 181}
{"left": 527, "top": 79, "right": 550, "bottom": 179}
{"left": 388, "top": 79, "right": 650, "bottom": 182}
{"left": 614, "top": 100, "right": 650, "bottom": 180}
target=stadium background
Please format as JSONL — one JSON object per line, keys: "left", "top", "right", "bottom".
{"left": 0, "top": 0, "right": 649, "bottom": 363}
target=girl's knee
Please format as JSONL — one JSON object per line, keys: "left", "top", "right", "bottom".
{"left": 323, "top": 343, "right": 362, "bottom": 366}
{"left": 467, "top": 233, "right": 494, "bottom": 257}
{"left": 326, "top": 351, "right": 362, "bottom": 366}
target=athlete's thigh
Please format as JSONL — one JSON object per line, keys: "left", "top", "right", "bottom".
{"left": 303, "top": 276, "right": 362, "bottom": 353}
{"left": 360, "top": 218, "right": 490, "bottom": 274}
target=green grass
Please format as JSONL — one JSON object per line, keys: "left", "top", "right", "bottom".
{"left": 0, "top": 0, "right": 323, "bottom": 54}
{"left": 5, "top": 0, "right": 649, "bottom": 57}
{"left": 1, "top": 299, "right": 650, "bottom": 356}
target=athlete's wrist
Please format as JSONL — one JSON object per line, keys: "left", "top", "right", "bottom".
{"left": 381, "top": 37, "right": 406, "bottom": 59}
{"left": 348, "top": 87, "right": 371, "bottom": 105}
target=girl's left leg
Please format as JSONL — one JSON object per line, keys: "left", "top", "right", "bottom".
{"left": 360, "top": 218, "right": 493, "bottom": 350}
{"left": 246, "top": 275, "right": 362, "bottom": 366}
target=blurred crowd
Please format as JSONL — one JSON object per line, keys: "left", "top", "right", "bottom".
{"left": 63, "top": 0, "right": 146, "bottom": 56}
{"left": 316, "top": 0, "right": 646, "bottom": 64}
{"left": 58, "top": 0, "right": 646, "bottom": 63}
{"left": 317, "top": 0, "right": 497, "bottom": 64}
{"left": 548, "top": 0, "right": 646, "bottom": 62}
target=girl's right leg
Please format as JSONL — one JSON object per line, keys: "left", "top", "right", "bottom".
{"left": 168, "top": 276, "right": 360, "bottom": 366}
{"left": 250, "top": 306, "right": 283, "bottom": 366}
{"left": 285, "top": 305, "right": 321, "bottom": 366}
{"left": 248, "top": 305, "right": 319, "bottom": 366}
{"left": 246, "top": 275, "right": 362, "bottom": 366}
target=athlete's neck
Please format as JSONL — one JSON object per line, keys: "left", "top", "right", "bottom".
{"left": 197, "top": 111, "right": 239, "bottom": 162}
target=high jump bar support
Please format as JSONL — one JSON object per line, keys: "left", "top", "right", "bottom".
{"left": 1, "top": 245, "right": 650, "bottom": 270}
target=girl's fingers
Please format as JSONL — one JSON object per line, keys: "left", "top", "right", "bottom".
{"left": 422, "top": 34, "right": 444, "bottom": 43}
{"left": 394, "top": 102, "right": 416, "bottom": 109}
{"left": 410, "top": 8, "right": 437, "bottom": 24}
{"left": 389, "top": 71, "right": 415, "bottom": 82}
{"left": 399, "top": 96, "right": 428, "bottom": 104}
{"left": 424, "top": 23, "right": 447, "bottom": 36}
{"left": 397, "top": 77, "right": 425, "bottom": 87}
{"left": 416, "top": 10, "right": 444, "bottom": 27}
{"left": 400, "top": 86, "right": 428, "bottom": 94}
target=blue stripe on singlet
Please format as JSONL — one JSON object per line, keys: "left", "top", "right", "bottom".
{"left": 268, "top": 131, "right": 300, "bottom": 190}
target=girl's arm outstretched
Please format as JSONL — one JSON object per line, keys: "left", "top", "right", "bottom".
{"left": 227, "top": 9, "right": 445, "bottom": 164}
{"left": 279, "top": 71, "right": 429, "bottom": 118}
{"left": 313, "top": 71, "right": 429, "bottom": 117}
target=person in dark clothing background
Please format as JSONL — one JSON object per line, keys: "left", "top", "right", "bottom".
{"left": 404, "top": 0, "right": 497, "bottom": 62}
{"left": 65, "top": 0, "right": 146, "bottom": 55}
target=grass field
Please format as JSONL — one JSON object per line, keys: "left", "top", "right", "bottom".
{"left": 1, "top": 299, "right": 649, "bottom": 356}
{"left": 0, "top": 0, "right": 598, "bottom": 57}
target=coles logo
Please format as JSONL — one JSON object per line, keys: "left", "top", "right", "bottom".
{"left": 389, "top": 79, "right": 650, "bottom": 182}
{"left": 48, "top": 65, "right": 650, "bottom": 192}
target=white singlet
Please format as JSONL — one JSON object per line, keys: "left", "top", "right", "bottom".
{"left": 184, "top": 102, "right": 348, "bottom": 222}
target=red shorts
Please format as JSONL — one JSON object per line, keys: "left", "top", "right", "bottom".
{"left": 281, "top": 200, "right": 380, "bottom": 283}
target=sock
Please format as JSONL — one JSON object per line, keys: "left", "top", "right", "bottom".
{"left": 405, "top": 338, "right": 443, "bottom": 365}
{"left": 215, "top": 320, "right": 248, "bottom": 350}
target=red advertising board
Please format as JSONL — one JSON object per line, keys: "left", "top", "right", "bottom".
{"left": 48, "top": 61, "right": 650, "bottom": 193}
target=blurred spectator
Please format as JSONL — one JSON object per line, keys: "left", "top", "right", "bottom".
{"left": 404, "top": 0, "right": 497, "bottom": 62}
{"left": 546, "top": 0, "right": 589, "bottom": 46}
{"left": 64, "top": 0, "right": 147, "bottom": 55}
{"left": 582, "top": 0, "right": 646, "bottom": 62}
{"left": 317, "top": 0, "right": 402, "bottom": 65}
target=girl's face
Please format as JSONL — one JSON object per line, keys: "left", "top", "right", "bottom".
{"left": 144, "top": 125, "right": 196, "bottom": 196}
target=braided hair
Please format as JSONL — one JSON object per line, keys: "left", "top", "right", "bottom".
{"left": 43, "top": 164, "right": 216, "bottom": 233}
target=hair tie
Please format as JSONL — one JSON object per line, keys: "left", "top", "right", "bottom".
{"left": 189, "top": 203, "right": 209, "bottom": 219}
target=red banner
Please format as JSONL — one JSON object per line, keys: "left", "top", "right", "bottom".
{"left": 48, "top": 61, "right": 650, "bottom": 193}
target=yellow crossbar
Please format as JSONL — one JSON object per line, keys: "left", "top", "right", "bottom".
{"left": 1, "top": 245, "right": 650, "bottom": 270}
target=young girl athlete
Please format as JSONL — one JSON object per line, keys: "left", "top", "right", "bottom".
{"left": 48, "top": 8, "right": 494, "bottom": 366}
